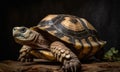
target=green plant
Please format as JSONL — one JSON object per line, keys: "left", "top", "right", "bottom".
{"left": 104, "top": 47, "right": 120, "bottom": 61}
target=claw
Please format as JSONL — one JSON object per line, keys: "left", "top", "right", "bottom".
{"left": 65, "top": 62, "right": 69, "bottom": 71}
{"left": 18, "top": 52, "right": 26, "bottom": 60}
{"left": 61, "top": 58, "right": 81, "bottom": 72}
{"left": 18, "top": 50, "right": 34, "bottom": 62}
{"left": 69, "top": 62, "right": 73, "bottom": 72}
{"left": 62, "top": 66, "right": 65, "bottom": 72}
{"left": 74, "top": 65, "right": 77, "bottom": 72}
{"left": 70, "top": 66, "right": 74, "bottom": 72}
{"left": 21, "top": 58, "right": 25, "bottom": 62}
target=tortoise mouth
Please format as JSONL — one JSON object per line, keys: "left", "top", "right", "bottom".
{"left": 13, "top": 27, "right": 37, "bottom": 44}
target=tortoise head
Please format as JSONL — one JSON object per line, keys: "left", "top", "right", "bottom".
{"left": 13, "top": 26, "right": 39, "bottom": 45}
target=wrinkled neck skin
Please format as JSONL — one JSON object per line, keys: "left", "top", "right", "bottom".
{"left": 26, "top": 33, "right": 50, "bottom": 50}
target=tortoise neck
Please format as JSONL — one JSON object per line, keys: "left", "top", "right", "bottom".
{"left": 30, "top": 33, "right": 49, "bottom": 49}
{"left": 37, "top": 34, "right": 49, "bottom": 48}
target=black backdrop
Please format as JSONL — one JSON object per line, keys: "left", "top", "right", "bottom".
{"left": 1, "top": 0, "right": 120, "bottom": 60}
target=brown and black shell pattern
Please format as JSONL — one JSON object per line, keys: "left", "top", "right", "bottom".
{"left": 36, "top": 14, "right": 106, "bottom": 59}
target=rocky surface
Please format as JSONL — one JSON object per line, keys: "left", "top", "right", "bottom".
{"left": 0, "top": 59, "right": 120, "bottom": 72}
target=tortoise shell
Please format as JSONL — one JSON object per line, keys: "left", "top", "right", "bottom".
{"left": 35, "top": 14, "right": 106, "bottom": 58}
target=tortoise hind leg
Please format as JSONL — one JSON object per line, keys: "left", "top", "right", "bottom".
{"left": 50, "top": 41, "right": 81, "bottom": 72}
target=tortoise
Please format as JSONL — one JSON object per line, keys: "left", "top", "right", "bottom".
{"left": 12, "top": 14, "right": 106, "bottom": 72}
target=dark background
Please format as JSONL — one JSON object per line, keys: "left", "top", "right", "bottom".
{"left": 1, "top": 0, "right": 120, "bottom": 60}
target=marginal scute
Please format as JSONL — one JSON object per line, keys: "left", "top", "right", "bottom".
{"left": 80, "top": 18, "right": 97, "bottom": 31}
{"left": 94, "top": 37, "right": 106, "bottom": 48}
{"left": 88, "top": 36, "right": 99, "bottom": 56}
{"left": 75, "top": 39, "right": 82, "bottom": 50}
{"left": 81, "top": 39, "right": 91, "bottom": 55}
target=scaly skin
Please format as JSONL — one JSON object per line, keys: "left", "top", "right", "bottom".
{"left": 13, "top": 27, "right": 80, "bottom": 72}
{"left": 50, "top": 41, "right": 81, "bottom": 72}
{"left": 18, "top": 45, "right": 55, "bottom": 62}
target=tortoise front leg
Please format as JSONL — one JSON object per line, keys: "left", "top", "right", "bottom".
{"left": 50, "top": 41, "right": 81, "bottom": 72}
{"left": 18, "top": 45, "right": 56, "bottom": 62}
{"left": 18, "top": 45, "right": 34, "bottom": 62}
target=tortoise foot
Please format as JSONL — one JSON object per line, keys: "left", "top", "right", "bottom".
{"left": 62, "top": 58, "right": 81, "bottom": 72}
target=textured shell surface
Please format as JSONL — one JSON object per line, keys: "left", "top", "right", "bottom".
{"left": 36, "top": 14, "right": 106, "bottom": 58}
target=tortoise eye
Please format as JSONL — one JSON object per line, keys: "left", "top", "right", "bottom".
{"left": 20, "top": 27, "right": 26, "bottom": 33}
